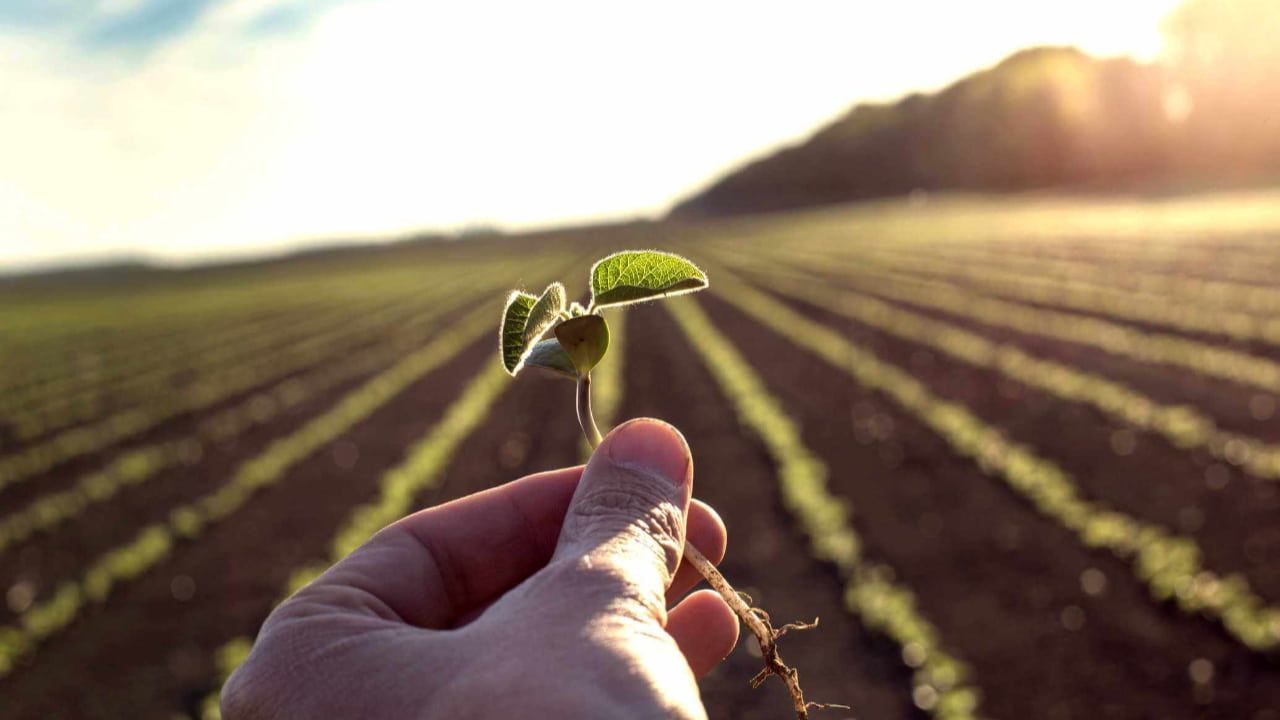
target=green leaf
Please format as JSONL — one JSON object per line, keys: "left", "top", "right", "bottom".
{"left": 523, "top": 338, "right": 578, "bottom": 380}
{"left": 555, "top": 314, "right": 610, "bottom": 375}
{"left": 523, "top": 283, "right": 567, "bottom": 349}
{"left": 500, "top": 290, "right": 537, "bottom": 374}
{"left": 590, "top": 250, "right": 708, "bottom": 309}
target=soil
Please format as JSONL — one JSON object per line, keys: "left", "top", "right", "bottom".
{"left": 0, "top": 324, "right": 401, "bottom": 516}
{"left": 0, "top": 333, "right": 506, "bottom": 718}
{"left": 884, "top": 261, "right": 1280, "bottom": 359}
{"left": 759, "top": 266, "right": 1280, "bottom": 601}
{"left": 6, "top": 246, "right": 1280, "bottom": 720}
{"left": 622, "top": 303, "right": 923, "bottom": 720}
{"left": 0, "top": 338, "right": 492, "bottom": 627}
{"left": 695, "top": 290, "right": 1280, "bottom": 720}
{"left": 822, "top": 265, "right": 1280, "bottom": 444}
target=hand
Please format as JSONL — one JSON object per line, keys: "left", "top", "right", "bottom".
{"left": 222, "top": 419, "right": 739, "bottom": 719}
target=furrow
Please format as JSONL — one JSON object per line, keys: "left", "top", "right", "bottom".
{"left": 710, "top": 269, "right": 1280, "bottom": 653}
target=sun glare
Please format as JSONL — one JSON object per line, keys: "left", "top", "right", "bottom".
{"left": 0, "top": 0, "right": 1207, "bottom": 269}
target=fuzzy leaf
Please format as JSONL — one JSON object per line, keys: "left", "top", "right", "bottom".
{"left": 523, "top": 283, "right": 567, "bottom": 348}
{"left": 568, "top": 301, "right": 588, "bottom": 317}
{"left": 524, "top": 338, "right": 578, "bottom": 379}
{"left": 590, "top": 250, "right": 708, "bottom": 309}
{"left": 555, "top": 314, "right": 610, "bottom": 375}
{"left": 500, "top": 290, "right": 537, "bottom": 374}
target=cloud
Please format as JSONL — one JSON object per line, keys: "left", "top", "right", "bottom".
{"left": 79, "top": 0, "right": 223, "bottom": 52}
{"left": 1, "top": 0, "right": 1182, "bottom": 270}
{"left": 243, "top": 0, "right": 355, "bottom": 37}
{"left": 0, "top": 1, "right": 84, "bottom": 28}
{"left": 0, "top": 2, "right": 320, "bottom": 267}
{"left": 0, "top": 0, "right": 346, "bottom": 55}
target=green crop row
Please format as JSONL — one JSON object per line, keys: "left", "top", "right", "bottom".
{"left": 738, "top": 265, "right": 1280, "bottom": 481}
{"left": 198, "top": 362, "right": 513, "bottom": 719}
{"left": 666, "top": 297, "right": 983, "bottom": 720}
{"left": 0, "top": 272, "right": 499, "bottom": 493}
{"left": 0, "top": 296, "right": 337, "bottom": 408}
{"left": 683, "top": 192, "right": 1280, "bottom": 289}
{"left": 817, "top": 245, "right": 1280, "bottom": 347}
{"left": 0, "top": 303, "right": 499, "bottom": 678}
{"left": 909, "top": 243, "right": 1280, "bottom": 317}
{"left": 0, "top": 255, "right": 524, "bottom": 423}
{"left": 903, "top": 236, "right": 1280, "bottom": 288}
{"left": 766, "top": 196, "right": 1280, "bottom": 286}
{"left": 2, "top": 293, "right": 427, "bottom": 443}
{"left": 711, "top": 270, "right": 1280, "bottom": 653}
{"left": 0, "top": 266, "right": 443, "bottom": 399}
{"left": 729, "top": 247, "right": 1280, "bottom": 398}
{"left": 0, "top": 279, "right": 506, "bottom": 555}
{"left": 766, "top": 225, "right": 1280, "bottom": 312}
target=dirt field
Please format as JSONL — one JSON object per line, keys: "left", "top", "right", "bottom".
{"left": 3, "top": 193, "right": 1280, "bottom": 719}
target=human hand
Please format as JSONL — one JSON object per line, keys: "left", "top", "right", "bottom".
{"left": 221, "top": 419, "right": 739, "bottom": 719}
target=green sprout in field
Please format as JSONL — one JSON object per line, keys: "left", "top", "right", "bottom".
{"left": 500, "top": 250, "right": 835, "bottom": 719}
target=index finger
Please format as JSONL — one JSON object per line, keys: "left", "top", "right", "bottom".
{"left": 300, "top": 465, "right": 726, "bottom": 630}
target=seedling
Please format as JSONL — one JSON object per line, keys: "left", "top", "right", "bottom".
{"left": 500, "top": 250, "right": 838, "bottom": 719}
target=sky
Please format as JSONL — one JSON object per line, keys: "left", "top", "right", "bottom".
{"left": 1, "top": 0, "right": 1182, "bottom": 270}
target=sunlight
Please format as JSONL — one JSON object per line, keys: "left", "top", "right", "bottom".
{"left": 0, "top": 0, "right": 1210, "bottom": 268}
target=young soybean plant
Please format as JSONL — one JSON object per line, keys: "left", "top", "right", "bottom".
{"left": 500, "top": 250, "right": 833, "bottom": 719}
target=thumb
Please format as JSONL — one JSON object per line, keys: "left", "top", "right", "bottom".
{"left": 552, "top": 418, "right": 693, "bottom": 619}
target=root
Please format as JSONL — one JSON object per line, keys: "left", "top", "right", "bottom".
{"left": 683, "top": 542, "right": 847, "bottom": 719}
{"left": 575, "top": 382, "right": 841, "bottom": 716}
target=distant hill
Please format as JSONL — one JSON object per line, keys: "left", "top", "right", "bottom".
{"left": 671, "top": 46, "right": 1274, "bottom": 218}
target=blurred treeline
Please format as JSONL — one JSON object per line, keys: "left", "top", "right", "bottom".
{"left": 673, "top": 0, "right": 1280, "bottom": 217}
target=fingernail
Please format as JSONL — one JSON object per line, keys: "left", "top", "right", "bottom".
{"left": 607, "top": 419, "right": 690, "bottom": 488}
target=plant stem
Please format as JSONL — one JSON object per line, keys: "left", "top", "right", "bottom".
{"left": 575, "top": 375, "right": 826, "bottom": 719}
{"left": 576, "top": 374, "right": 604, "bottom": 448}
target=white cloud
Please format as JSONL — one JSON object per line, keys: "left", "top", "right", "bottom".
{"left": 1, "top": 0, "right": 1181, "bottom": 269}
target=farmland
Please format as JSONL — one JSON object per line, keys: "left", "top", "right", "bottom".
{"left": 4, "top": 191, "right": 1280, "bottom": 719}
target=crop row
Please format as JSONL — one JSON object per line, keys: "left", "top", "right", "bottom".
{"left": 809, "top": 244, "right": 1280, "bottom": 348}
{"left": 0, "top": 257, "right": 522, "bottom": 440}
{"left": 906, "top": 235, "right": 1280, "bottom": 288}
{"left": 762, "top": 229, "right": 1280, "bottom": 315}
{"left": 0, "top": 269, "right": 506, "bottom": 493}
{"left": 0, "top": 279, "right": 504, "bottom": 556}
{"left": 676, "top": 194, "right": 1280, "bottom": 290}
{"left": 729, "top": 261, "right": 1280, "bottom": 481}
{"left": 732, "top": 238, "right": 1280, "bottom": 351}
{"left": 0, "top": 268, "right": 435, "bottom": 398}
{"left": 0, "top": 296, "right": 335, "bottom": 407}
{"left": 731, "top": 246, "right": 1280, "bottom": 399}
{"left": 0, "top": 302, "right": 500, "bottom": 678}
{"left": 2, "top": 293, "right": 426, "bottom": 443}
{"left": 905, "top": 243, "right": 1280, "bottom": 317}
{"left": 666, "top": 297, "right": 982, "bottom": 718}
{"left": 710, "top": 269, "right": 1280, "bottom": 653}
{"left": 197, "top": 362, "right": 515, "bottom": 719}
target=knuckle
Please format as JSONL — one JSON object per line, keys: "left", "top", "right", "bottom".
{"left": 218, "top": 618, "right": 303, "bottom": 719}
{"left": 220, "top": 660, "right": 273, "bottom": 720}
{"left": 534, "top": 555, "right": 668, "bottom": 627}
{"left": 564, "top": 468, "right": 685, "bottom": 572}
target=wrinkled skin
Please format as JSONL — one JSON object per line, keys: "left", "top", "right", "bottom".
{"left": 223, "top": 419, "right": 738, "bottom": 719}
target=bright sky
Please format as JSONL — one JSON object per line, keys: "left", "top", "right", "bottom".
{"left": 1, "top": 0, "right": 1182, "bottom": 270}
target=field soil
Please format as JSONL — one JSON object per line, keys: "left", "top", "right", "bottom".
{"left": 7, "top": 199, "right": 1280, "bottom": 720}
{"left": 692, "top": 292, "right": 1280, "bottom": 720}
{"left": 1, "top": 335, "right": 509, "bottom": 718}
{"left": 623, "top": 303, "right": 923, "bottom": 720}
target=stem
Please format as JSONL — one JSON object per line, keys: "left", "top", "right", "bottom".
{"left": 575, "top": 375, "right": 832, "bottom": 719}
{"left": 576, "top": 374, "right": 604, "bottom": 448}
